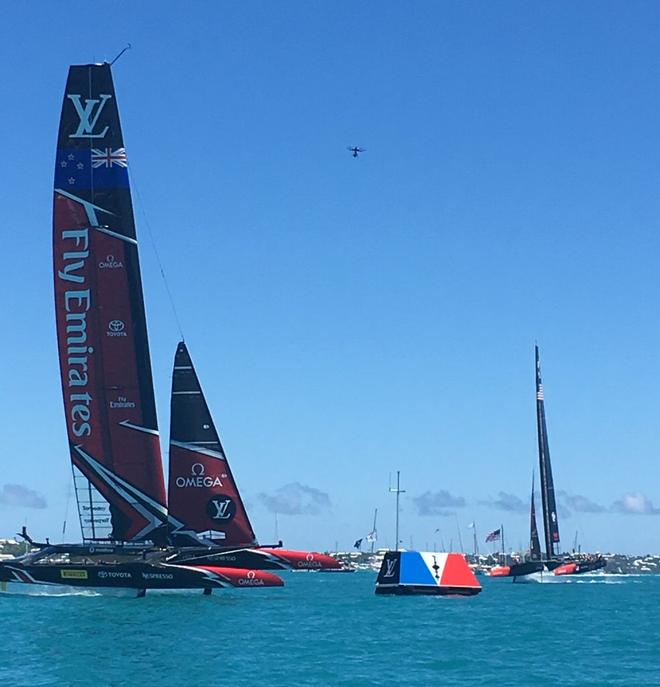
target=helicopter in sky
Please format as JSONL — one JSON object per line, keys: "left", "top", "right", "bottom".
{"left": 347, "top": 146, "right": 366, "bottom": 158}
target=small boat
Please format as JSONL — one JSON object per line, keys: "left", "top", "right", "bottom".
{"left": 375, "top": 551, "right": 481, "bottom": 596}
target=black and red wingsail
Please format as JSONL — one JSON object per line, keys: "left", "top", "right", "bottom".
{"left": 167, "top": 342, "right": 258, "bottom": 547}
{"left": 53, "top": 63, "right": 167, "bottom": 542}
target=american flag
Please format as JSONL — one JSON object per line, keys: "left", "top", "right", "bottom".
{"left": 537, "top": 384, "right": 544, "bottom": 401}
{"left": 91, "top": 147, "right": 128, "bottom": 168}
{"left": 485, "top": 528, "right": 501, "bottom": 543}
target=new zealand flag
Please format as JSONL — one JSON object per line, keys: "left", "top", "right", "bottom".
{"left": 55, "top": 147, "right": 129, "bottom": 190}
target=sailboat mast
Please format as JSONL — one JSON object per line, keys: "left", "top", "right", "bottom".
{"left": 371, "top": 508, "right": 378, "bottom": 554}
{"left": 455, "top": 514, "right": 464, "bottom": 553}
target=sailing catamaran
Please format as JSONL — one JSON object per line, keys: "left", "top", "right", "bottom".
{"left": 0, "top": 62, "right": 283, "bottom": 595}
{"left": 165, "top": 342, "right": 344, "bottom": 571}
{"left": 490, "top": 346, "right": 605, "bottom": 580}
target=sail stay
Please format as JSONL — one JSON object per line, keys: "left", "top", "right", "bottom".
{"left": 535, "top": 345, "right": 560, "bottom": 558}
{"left": 167, "top": 342, "right": 258, "bottom": 547}
{"left": 53, "top": 63, "right": 167, "bottom": 543}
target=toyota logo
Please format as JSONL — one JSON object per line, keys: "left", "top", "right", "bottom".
{"left": 109, "top": 320, "right": 125, "bottom": 332}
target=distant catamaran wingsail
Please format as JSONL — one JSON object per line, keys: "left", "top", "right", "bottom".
{"left": 535, "top": 346, "right": 560, "bottom": 558}
{"left": 0, "top": 62, "right": 284, "bottom": 595}
{"left": 490, "top": 346, "right": 605, "bottom": 580}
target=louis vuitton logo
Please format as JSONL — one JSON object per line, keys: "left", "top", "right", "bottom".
{"left": 67, "top": 94, "right": 112, "bottom": 138}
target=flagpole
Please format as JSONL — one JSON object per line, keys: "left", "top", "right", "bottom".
{"left": 389, "top": 471, "right": 405, "bottom": 552}
{"left": 501, "top": 523, "right": 505, "bottom": 561}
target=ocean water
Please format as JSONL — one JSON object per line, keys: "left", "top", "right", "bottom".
{"left": 1, "top": 572, "right": 658, "bottom": 687}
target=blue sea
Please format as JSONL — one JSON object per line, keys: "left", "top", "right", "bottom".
{"left": 2, "top": 572, "right": 657, "bottom": 687}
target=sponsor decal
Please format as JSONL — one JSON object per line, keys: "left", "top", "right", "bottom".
{"left": 97, "top": 570, "right": 132, "bottom": 579}
{"left": 294, "top": 552, "right": 321, "bottom": 569}
{"left": 98, "top": 254, "right": 124, "bottom": 269}
{"left": 141, "top": 572, "right": 174, "bottom": 580}
{"left": 107, "top": 319, "right": 127, "bottom": 337}
{"left": 174, "top": 463, "right": 225, "bottom": 489}
{"left": 110, "top": 395, "right": 136, "bottom": 409}
{"left": 384, "top": 558, "right": 397, "bottom": 578}
{"left": 206, "top": 495, "right": 236, "bottom": 522}
{"left": 67, "top": 94, "right": 112, "bottom": 139}
{"left": 60, "top": 569, "right": 89, "bottom": 580}
{"left": 237, "top": 570, "right": 264, "bottom": 587}
{"left": 81, "top": 517, "right": 111, "bottom": 525}
{"left": 58, "top": 228, "right": 94, "bottom": 438}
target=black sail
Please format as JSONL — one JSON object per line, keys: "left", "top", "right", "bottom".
{"left": 529, "top": 472, "right": 542, "bottom": 560}
{"left": 535, "top": 346, "right": 560, "bottom": 558}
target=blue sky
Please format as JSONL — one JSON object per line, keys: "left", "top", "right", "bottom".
{"left": 2, "top": 1, "right": 660, "bottom": 554}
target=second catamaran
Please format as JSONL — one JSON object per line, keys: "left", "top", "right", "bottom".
{"left": 490, "top": 346, "right": 605, "bottom": 580}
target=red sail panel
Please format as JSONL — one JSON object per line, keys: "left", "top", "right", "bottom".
{"left": 168, "top": 342, "right": 257, "bottom": 547}
{"left": 53, "top": 63, "right": 167, "bottom": 542}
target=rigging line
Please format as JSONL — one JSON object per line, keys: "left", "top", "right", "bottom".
{"left": 62, "top": 481, "right": 72, "bottom": 539}
{"left": 131, "top": 175, "right": 186, "bottom": 342}
{"left": 110, "top": 43, "right": 132, "bottom": 66}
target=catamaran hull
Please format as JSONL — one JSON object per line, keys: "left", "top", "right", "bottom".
{"left": 0, "top": 561, "right": 283, "bottom": 594}
{"left": 491, "top": 558, "right": 606, "bottom": 581}
{"left": 489, "top": 561, "right": 544, "bottom": 579}
{"left": 549, "top": 558, "right": 607, "bottom": 576}
{"left": 172, "top": 547, "right": 345, "bottom": 571}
